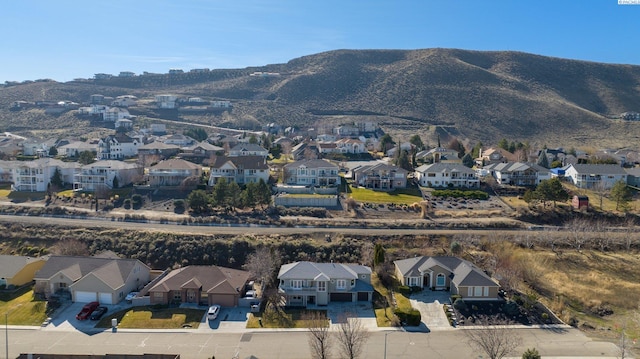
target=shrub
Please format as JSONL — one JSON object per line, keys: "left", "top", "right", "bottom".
{"left": 394, "top": 308, "right": 421, "bottom": 326}
{"left": 453, "top": 299, "right": 468, "bottom": 311}
{"left": 123, "top": 199, "right": 131, "bottom": 209}
{"left": 397, "top": 285, "right": 411, "bottom": 295}
{"left": 450, "top": 294, "right": 462, "bottom": 303}
{"left": 131, "top": 194, "right": 143, "bottom": 209}
{"left": 503, "top": 300, "right": 520, "bottom": 316}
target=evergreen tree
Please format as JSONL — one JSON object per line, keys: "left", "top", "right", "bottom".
{"left": 409, "top": 134, "right": 425, "bottom": 151}
{"left": 50, "top": 168, "right": 63, "bottom": 188}
{"left": 534, "top": 178, "right": 569, "bottom": 207}
{"left": 112, "top": 176, "right": 119, "bottom": 189}
{"left": 78, "top": 150, "right": 96, "bottom": 165}
{"left": 498, "top": 138, "right": 509, "bottom": 151}
{"left": 395, "top": 150, "right": 412, "bottom": 171}
{"left": 379, "top": 134, "right": 395, "bottom": 152}
{"left": 212, "top": 177, "right": 228, "bottom": 207}
{"left": 373, "top": 243, "right": 385, "bottom": 267}
{"left": 610, "top": 180, "right": 632, "bottom": 211}
{"left": 249, "top": 134, "right": 259, "bottom": 144}
{"left": 256, "top": 178, "right": 272, "bottom": 208}
{"left": 521, "top": 348, "right": 541, "bottom": 359}
{"left": 242, "top": 182, "right": 258, "bottom": 208}
{"left": 48, "top": 146, "right": 58, "bottom": 157}
{"left": 226, "top": 181, "right": 242, "bottom": 210}
{"left": 186, "top": 190, "right": 210, "bottom": 214}
{"left": 472, "top": 142, "right": 483, "bottom": 158}
{"left": 536, "top": 151, "right": 550, "bottom": 169}
{"left": 462, "top": 153, "right": 474, "bottom": 168}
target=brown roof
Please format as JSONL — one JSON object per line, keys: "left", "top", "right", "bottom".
{"left": 147, "top": 265, "right": 251, "bottom": 295}
{"left": 150, "top": 158, "right": 201, "bottom": 170}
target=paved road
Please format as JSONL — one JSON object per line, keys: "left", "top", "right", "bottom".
{"left": 4, "top": 326, "right": 623, "bottom": 359}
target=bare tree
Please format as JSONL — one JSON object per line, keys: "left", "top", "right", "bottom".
{"left": 359, "top": 241, "right": 374, "bottom": 267}
{"left": 303, "top": 311, "right": 332, "bottom": 359}
{"left": 244, "top": 246, "right": 282, "bottom": 291}
{"left": 336, "top": 312, "right": 370, "bottom": 359}
{"left": 51, "top": 238, "right": 89, "bottom": 256}
{"left": 464, "top": 317, "right": 522, "bottom": 359}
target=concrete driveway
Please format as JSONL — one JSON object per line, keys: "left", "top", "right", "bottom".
{"left": 408, "top": 290, "right": 453, "bottom": 332}
{"left": 197, "top": 306, "right": 250, "bottom": 332}
{"left": 44, "top": 301, "right": 133, "bottom": 333}
{"left": 324, "top": 302, "right": 378, "bottom": 330}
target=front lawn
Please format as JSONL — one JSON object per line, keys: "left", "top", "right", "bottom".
{"left": 0, "top": 287, "right": 48, "bottom": 325}
{"left": 348, "top": 186, "right": 423, "bottom": 205}
{"left": 247, "top": 308, "right": 327, "bottom": 328}
{"left": 96, "top": 305, "right": 205, "bottom": 329}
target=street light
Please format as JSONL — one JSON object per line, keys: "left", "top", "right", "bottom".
{"left": 5, "top": 312, "right": 8, "bottom": 359}
{"left": 383, "top": 331, "right": 395, "bottom": 359}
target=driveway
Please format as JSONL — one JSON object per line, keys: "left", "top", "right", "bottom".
{"left": 408, "top": 290, "right": 453, "bottom": 332}
{"left": 44, "top": 300, "right": 134, "bottom": 333}
{"left": 324, "top": 302, "right": 378, "bottom": 331}
{"left": 197, "top": 306, "right": 250, "bottom": 332}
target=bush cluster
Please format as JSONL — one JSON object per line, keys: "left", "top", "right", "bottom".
{"left": 431, "top": 189, "right": 489, "bottom": 200}
{"left": 393, "top": 308, "right": 421, "bottom": 326}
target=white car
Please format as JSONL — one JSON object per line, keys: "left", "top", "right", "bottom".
{"left": 207, "top": 305, "right": 221, "bottom": 320}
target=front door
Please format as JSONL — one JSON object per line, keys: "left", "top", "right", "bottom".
{"left": 187, "top": 289, "right": 197, "bottom": 303}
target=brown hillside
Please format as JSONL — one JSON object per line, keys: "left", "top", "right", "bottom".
{"left": 1, "top": 49, "right": 640, "bottom": 147}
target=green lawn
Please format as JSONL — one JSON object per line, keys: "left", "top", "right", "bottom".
{"left": 96, "top": 306, "right": 205, "bottom": 329}
{"left": 0, "top": 287, "right": 48, "bottom": 325}
{"left": 348, "top": 186, "right": 423, "bottom": 205}
{"left": 281, "top": 194, "right": 335, "bottom": 198}
{"left": 247, "top": 309, "right": 328, "bottom": 328}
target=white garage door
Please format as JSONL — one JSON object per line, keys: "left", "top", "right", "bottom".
{"left": 75, "top": 291, "right": 97, "bottom": 303}
{"left": 99, "top": 292, "right": 113, "bottom": 304}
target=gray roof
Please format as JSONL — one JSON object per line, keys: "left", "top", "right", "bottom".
{"left": 34, "top": 256, "right": 148, "bottom": 290}
{"left": 284, "top": 159, "right": 338, "bottom": 170}
{"left": 278, "top": 261, "right": 371, "bottom": 280}
{"left": 211, "top": 155, "right": 268, "bottom": 170}
{"left": 415, "top": 162, "right": 475, "bottom": 174}
{"left": 0, "top": 255, "right": 47, "bottom": 279}
{"left": 394, "top": 256, "right": 498, "bottom": 288}
{"left": 230, "top": 143, "right": 268, "bottom": 152}
{"left": 567, "top": 164, "right": 627, "bottom": 175}
{"left": 82, "top": 160, "right": 141, "bottom": 170}
{"left": 148, "top": 265, "right": 251, "bottom": 294}
{"left": 483, "top": 162, "right": 550, "bottom": 174}
{"left": 150, "top": 158, "right": 201, "bottom": 171}
{"left": 352, "top": 162, "right": 408, "bottom": 176}
{"left": 139, "top": 141, "right": 180, "bottom": 150}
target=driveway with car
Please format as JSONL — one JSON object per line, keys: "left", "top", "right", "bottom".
{"left": 408, "top": 290, "right": 453, "bottom": 331}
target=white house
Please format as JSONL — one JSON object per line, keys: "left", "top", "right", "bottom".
{"left": 8, "top": 158, "right": 79, "bottom": 192}
{"left": 155, "top": 94, "right": 178, "bottom": 109}
{"left": 283, "top": 159, "right": 339, "bottom": 186}
{"left": 73, "top": 160, "right": 142, "bottom": 192}
{"left": 208, "top": 156, "right": 269, "bottom": 186}
{"left": 564, "top": 164, "right": 628, "bottom": 189}
{"left": 228, "top": 143, "right": 269, "bottom": 158}
{"left": 483, "top": 162, "right": 551, "bottom": 186}
{"left": 414, "top": 163, "right": 480, "bottom": 188}
{"left": 98, "top": 134, "right": 141, "bottom": 160}
{"left": 103, "top": 107, "right": 131, "bottom": 122}
{"left": 111, "top": 95, "right": 137, "bottom": 107}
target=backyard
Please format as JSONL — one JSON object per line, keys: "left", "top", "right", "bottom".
{"left": 347, "top": 185, "right": 423, "bottom": 205}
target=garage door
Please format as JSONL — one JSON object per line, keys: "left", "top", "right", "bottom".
{"left": 99, "top": 292, "right": 113, "bottom": 304}
{"left": 357, "top": 292, "right": 369, "bottom": 301}
{"left": 330, "top": 293, "right": 352, "bottom": 302}
{"left": 75, "top": 291, "right": 97, "bottom": 303}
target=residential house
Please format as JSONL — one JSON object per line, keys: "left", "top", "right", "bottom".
{"left": 147, "top": 158, "right": 202, "bottom": 187}
{"left": 278, "top": 261, "right": 373, "bottom": 307}
{"left": 103, "top": 107, "right": 131, "bottom": 122}
{"left": 394, "top": 256, "right": 500, "bottom": 301}
{"left": 625, "top": 167, "right": 640, "bottom": 187}
{"left": 564, "top": 164, "right": 628, "bottom": 189}
{"left": 22, "top": 138, "right": 56, "bottom": 157}
{"left": 155, "top": 94, "right": 178, "bottom": 109}
{"left": 9, "top": 158, "right": 79, "bottom": 192}
{"left": 111, "top": 95, "right": 137, "bottom": 107}
{"left": 181, "top": 141, "right": 224, "bottom": 162}
{"left": 147, "top": 265, "right": 251, "bottom": 307}
{"left": 283, "top": 159, "right": 339, "bottom": 186}
{"left": 115, "top": 118, "right": 133, "bottom": 130}
{"left": 98, "top": 133, "right": 141, "bottom": 160}
{"left": 415, "top": 147, "right": 461, "bottom": 164}
{"left": 137, "top": 141, "right": 181, "bottom": 165}
{"left": 483, "top": 162, "right": 551, "bottom": 186}
{"left": 291, "top": 142, "right": 319, "bottom": 160}
{"left": 161, "top": 134, "right": 196, "bottom": 147}
{"left": 57, "top": 141, "right": 99, "bottom": 158}
{"left": 0, "top": 255, "right": 48, "bottom": 287}
{"left": 352, "top": 163, "right": 408, "bottom": 190}
{"left": 34, "top": 255, "right": 150, "bottom": 303}
{"left": 385, "top": 142, "right": 413, "bottom": 157}
{"left": 73, "top": 160, "right": 142, "bottom": 192}
{"left": 414, "top": 163, "right": 480, "bottom": 188}
{"left": 208, "top": 155, "right": 269, "bottom": 185}
{"left": 335, "top": 138, "right": 367, "bottom": 154}
{"left": 475, "top": 147, "right": 518, "bottom": 166}
{"left": 228, "top": 143, "right": 269, "bottom": 158}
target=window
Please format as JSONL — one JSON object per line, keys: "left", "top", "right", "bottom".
{"left": 292, "top": 280, "right": 303, "bottom": 289}
{"left": 474, "top": 287, "right": 482, "bottom": 296}
{"left": 173, "top": 292, "right": 182, "bottom": 300}
{"left": 436, "top": 273, "right": 446, "bottom": 287}
{"left": 408, "top": 277, "right": 419, "bottom": 286}
{"left": 318, "top": 281, "right": 326, "bottom": 292}
{"left": 154, "top": 292, "right": 163, "bottom": 299}
{"left": 337, "top": 279, "right": 347, "bottom": 290}
{"left": 483, "top": 287, "right": 489, "bottom": 296}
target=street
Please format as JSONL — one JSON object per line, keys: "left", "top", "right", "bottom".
{"left": 3, "top": 326, "right": 622, "bottom": 359}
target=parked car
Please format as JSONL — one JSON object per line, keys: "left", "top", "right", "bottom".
{"left": 125, "top": 292, "right": 139, "bottom": 303}
{"left": 76, "top": 301, "right": 99, "bottom": 320}
{"left": 207, "top": 305, "right": 221, "bottom": 321}
{"left": 90, "top": 306, "right": 108, "bottom": 320}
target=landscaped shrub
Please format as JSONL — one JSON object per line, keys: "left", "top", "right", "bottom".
{"left": 123, "top": 199, "right": 131, "bottom": 209}
{"left": 450, "top": 294, "right": 462, "bottom": 303}
{"left": 394, "top": 308, "right": 421, "bottom": 326}
{"left": 503, "top": 300, "right": 520, "bottom": 316}
{"left": 431, "top": 189, "right": 489, "bottom": 200}
{"left": 453, "top": 299, "right": 468, "bottom": 311}
{"left": 397, "top": 285, "right": 411, "bottom": 295}
{"left": 131, "top": 194, "right": 143, "bottom": 209}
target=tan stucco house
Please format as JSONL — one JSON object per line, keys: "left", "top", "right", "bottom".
{"left": 34, "top": 255, "right": 151, "bottom": 303}
{"left": 0, "top": 255, "right": 48, "bottom": 287}
{"left": 147, "top": 265, "right": 251, "bottom": 307}
{"left": 394, "top": 256, "right": 500, "bottom": 300}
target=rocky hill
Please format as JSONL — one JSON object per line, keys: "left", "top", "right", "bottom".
{"left": 2, "top": 48, "right": 640, "bottom": 148}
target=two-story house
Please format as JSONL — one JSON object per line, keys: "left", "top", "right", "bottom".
{"left": 283, "top": 159, "right": 339, "bottom": 186}
{"left": 415, "top": 147, "right": 461, "bottom": 164}
{"left": 9, "top": 158, "right": 79, "bottom": 192}
{"left": 137, "top": 141, "right": 181, "bottom": 166}
{"left": 147, "top": 158, "right": 202, "bottom": 187}
{"left": 208, "top": 155, "right": 269, "bottom": 186}
{"left": 564, "top": 164, "right": 628, "bottom": 189}
{"left": 483, "top": 162, "right": 551, "bottom": 187}
{"left": 278, "top": 261, "right": 373, "bottom": 307}
{"left": 73, "top": 160, "right": 142, "bottom": 192}
{"left": 414, "top": 163, "right": 480, "bottom": 188}
{"left": 352, "top": 163, "right": 408, "bottom": 190}
{"left": 103, "top": 107, "right": 131, "bottom": 122}
{"left": 98, "top": 133, "right": 141, "bottom": 160}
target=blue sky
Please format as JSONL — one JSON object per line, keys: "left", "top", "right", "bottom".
{"left": 1, "top": 0, "right": 639, "bottom": 83}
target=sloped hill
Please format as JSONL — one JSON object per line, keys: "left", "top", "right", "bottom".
{"left": 2, "top": 48, "right": 640, "bottom": 147}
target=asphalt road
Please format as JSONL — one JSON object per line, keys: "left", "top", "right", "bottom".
{"left": 4, "top": 326, "right": 621, "bottom": 359}
{"left": 0, "top": 213, "right": 528, "bottom": 237}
